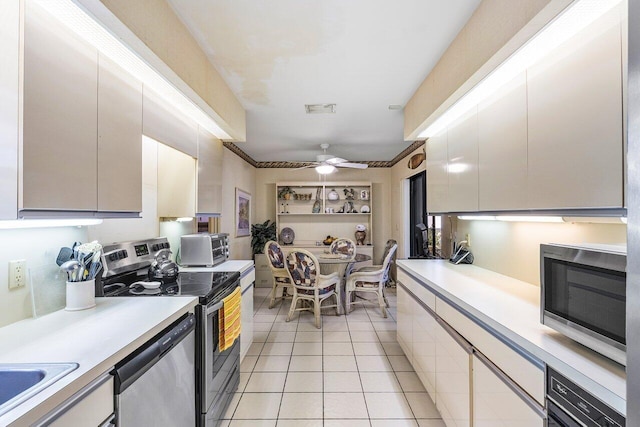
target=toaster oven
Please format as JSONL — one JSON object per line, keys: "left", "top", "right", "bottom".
{"left": 180, "top": 233, "right": 229, "bottom": 267}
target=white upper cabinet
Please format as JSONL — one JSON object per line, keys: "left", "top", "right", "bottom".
{"left": 196, "top": 127, "right": 223, "bottom": 215}
{"left": 157, "top": 143, "right": 196, "bottom": 218}
{"left": 0, "top": 0, "right": 19, "bottom": 219}
{"left": 478, "top": 73, "right": 528, "bottom": 211}
{"left": 426, "top": 130, "right": 449, "bottom": 214}
{"left": 447, "top": 109, "right": 478, "bottom": 212}
{"left": 527, "top": 14, "right": 623, "bottom": 209}
{"left": 143, "top": 89, "right": 198, "bottom": 157}
{"left": 21, "top": 1, "right": 98, "bottom": 212}
{"left": 19, "top": 2, "right": 143, "bottom": 216}
{"left": 97, "top": 55, "right": 143, "bottom": 213}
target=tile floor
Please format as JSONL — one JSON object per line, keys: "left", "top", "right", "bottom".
{"left": 221, "top": 287, "right": 445, "bottom": 427}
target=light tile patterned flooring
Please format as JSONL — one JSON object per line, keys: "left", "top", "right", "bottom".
{"left": 221, "top": 287, "right": 445, "bottom": 427}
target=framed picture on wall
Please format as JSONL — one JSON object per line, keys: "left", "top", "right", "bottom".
{"left": 235, "top": 188, "right": 251, "bottom": 237}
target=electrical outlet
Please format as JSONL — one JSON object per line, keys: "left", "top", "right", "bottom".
{"left": 9, "top": 260, "right": 26, "bottom": 289}
{"left": 465, "top": 233, "right": 471, "bottom": 247}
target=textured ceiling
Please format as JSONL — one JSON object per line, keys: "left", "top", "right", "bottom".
{"left": 168, "top": 0, "right": 481, "bottom": 162}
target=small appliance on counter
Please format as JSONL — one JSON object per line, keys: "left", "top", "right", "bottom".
{"left": 180, "top": 233, "right": 229, "bottom": 267}
{"left": 540, "top": 243, "right": 627, "bottom": 365}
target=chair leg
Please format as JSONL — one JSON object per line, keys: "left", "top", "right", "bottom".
{"left": 378, "top": 291, "right": 388, "bottom": 318}
{"left": 269, "top": 283, "right": 277, "bottom": 309}
{"left": 383, "top": 289, "right": 390, "bottom": 308}
{"left": 287, "top": 295, "right": 297, "bottom": 322}
{"left": 345, "top": 290, "right": 351, "bottom": 314}
{"left": 314, "top": 296, "right": 321, "bottom": 329}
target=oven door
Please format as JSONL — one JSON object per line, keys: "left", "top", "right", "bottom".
{"left": 199, "top": 292, "right": 240, "bottom": 423}
{"left": 541, "top": 246, "right": 626, "bottom": 364}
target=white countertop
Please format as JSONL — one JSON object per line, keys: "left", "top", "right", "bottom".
{"left": 0, "top": 296, "right": 198, "bottom": 426}
{"left": 397, "top": 259, "right": 626, "bottom": 415}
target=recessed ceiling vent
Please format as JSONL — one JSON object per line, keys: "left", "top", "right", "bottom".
{"left": 305, "top": 104, "right": 336, "bottom": 114}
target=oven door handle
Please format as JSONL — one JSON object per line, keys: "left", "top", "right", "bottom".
{"left": 206, "top": 300, "right": 224, "bottom": 315}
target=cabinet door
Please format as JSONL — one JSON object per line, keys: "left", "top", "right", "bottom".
{"left": 435, "top": 319, "right": 472, "bottom": 427}
{"left": 97, "top": 54, "right": 143, "bottom": 212}
{"left": 527, "top": 17, "right": 623, "bottom": 209}
{"left": 197, "top": 127, "right": 223, "bottom": 214}
{"left": 426, "top": 130, "right": 448, "bottom": 214}
{"left": 478, "top": 73, "right": 528, "bottom": 211}
{"left": 447, "top": 109, "right": 478, "bottom": 212}
{"left": 22, "top": 2, "right": 98, "bottom": 211}
{"left": 143, "top": 88, "right": 198, "bottom": 157}
{"left": 412, "top": 299, "right": 437, "bottom": 401}
{"left": 157, "top": 143, "right": 196, "bottom": 218}
{"left": 448, "top": 108, "right": 478, "bottom": 212}
{"left": 396, "top": 286, "right": 413, "bottom": 362}
{"left": 240, "top": 269, "right": 255, "bottom": 361}
{"left": 0, "top": 0, "right": 19, "bottom": 219}
{"left": 473, "top": 353, "right": 546, "bottom": 427}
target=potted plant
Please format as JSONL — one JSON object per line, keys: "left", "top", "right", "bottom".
{"left": 251, "top": 219, "right": 277, "bottom": 258}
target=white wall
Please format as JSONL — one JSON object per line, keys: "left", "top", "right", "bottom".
{"left": 0, "top": 226, "right": 88, "bottom": 327}
{"left": 390, "top": 145, "right": 426, "bottom": 259}
{"left": 221, "top": 149, "right": 256, "bottom": 260}
{"left": 456, "top": 219, "right": 627, "bottom": 285}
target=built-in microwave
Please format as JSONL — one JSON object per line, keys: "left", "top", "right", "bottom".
{"left": 540, "top": 243, "right": 627, "bottom": 365}
{"left": 180, "top": 233, "right": 229, "bottom": 267}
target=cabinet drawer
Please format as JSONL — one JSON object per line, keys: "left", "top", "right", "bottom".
{"left": 473, "top": 353, "right": 546, "bottom": 426}
{"left": 254, "top": 254, "right": 270, "bottom": 270}
{"left": 436, "top": 298, "right": 544, "bottom": 405}
{"left": 36, "top": 374, "right": 114, "bottom": 427}
{"left": 398, "top": 270, "right": 435, "bottom": 311}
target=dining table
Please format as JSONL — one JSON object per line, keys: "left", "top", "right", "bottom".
{"left": 316, "top": 252, "right": 372, "bottom": 314}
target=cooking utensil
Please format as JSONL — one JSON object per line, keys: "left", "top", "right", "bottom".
{"left": 56, "top": 247, "right": 73, "bottom": 266}
{"left": 60, "top": 260, "right": 80, "bottom": 282}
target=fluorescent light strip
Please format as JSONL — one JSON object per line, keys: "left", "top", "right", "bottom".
{"left": 458, "top": 216, "right": 626, "bottom": 224}
{"left": 35, "top": 0, "right": 231, "bottom": 140}
{"left": 0, "top": 219, "right": 103, "bottom": 229}
{"left": 419, "top": 0, "right": 623, "bottom": 138}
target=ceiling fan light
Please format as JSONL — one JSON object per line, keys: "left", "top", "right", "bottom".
{"left": 315, "top": 164, "right": 336, "bottom": 174}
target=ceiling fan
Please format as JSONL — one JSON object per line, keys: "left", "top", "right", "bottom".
{"left": 299, "top": 144, "right": 368, "bottom": 174}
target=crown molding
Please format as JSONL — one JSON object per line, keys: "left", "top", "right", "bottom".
{"left": 223, "top": 140, "right": 426, "bottom": 168}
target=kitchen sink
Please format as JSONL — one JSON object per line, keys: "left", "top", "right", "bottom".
{"left": 0, "top": 363, "right": 78, "bottom": 417}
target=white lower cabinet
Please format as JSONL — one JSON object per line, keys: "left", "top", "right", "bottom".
{"left": 412, "top": 297, "right": 437, "bottom": 399}
{"left": 35, "top": 373, "right": 114, "bottom": 426}
{"left": 240, "top": 269, "right": 255, "bottom": 361}
{"left": 435, "top": 319, "right": 472, "bottom": 427}
{"left": 397, "top": 285, "right": 413, "bottom": 362}
{"left": 473, "top": 352, "right": 546, "bottom": 427}
{"left": 398, "top": 270, "right": 547, "bottom": 427}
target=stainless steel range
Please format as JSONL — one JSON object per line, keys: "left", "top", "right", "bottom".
{"left": 101, "top": 237, "right": 240, "bottom": 427}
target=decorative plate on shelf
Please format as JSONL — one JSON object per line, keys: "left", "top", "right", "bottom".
{"left": 280, "top": 227, "right": 295, "bottom": 245}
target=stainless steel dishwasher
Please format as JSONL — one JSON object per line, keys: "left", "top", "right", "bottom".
{"left": 113, "top": 314, "right": 196, "bottom": 426}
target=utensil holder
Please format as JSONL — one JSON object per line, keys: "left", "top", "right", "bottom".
{"left": 65, "top": 279, "right": 96, "bottom": 311}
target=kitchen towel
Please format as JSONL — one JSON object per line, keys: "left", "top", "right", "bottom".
{"left": 219, "top": 286, "right": 242, "bottom": 352}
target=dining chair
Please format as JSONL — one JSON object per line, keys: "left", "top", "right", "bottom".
{"left": 329, "top": 238, "right": 356, "bottom": 259}
{"left": 345, "top": 243, "right": 398, "bottom": 318}
{"left": 285, "top": 249, "right": 341, "bottom": 328}
{"left": 264, "top": 240, "right": 292, "bottom": 309}
{"left": 352, "top": 238, "right": 398, "bottom": 286}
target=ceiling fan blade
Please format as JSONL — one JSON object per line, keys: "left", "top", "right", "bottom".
{"left": 325, "top": 157, "right": 347, "bottom": 165}
{"left": 336, "top": 162, "right": 368, "bottom": 169}
{"left": 291, "top": 163, "right": 318, "bottom": 171}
